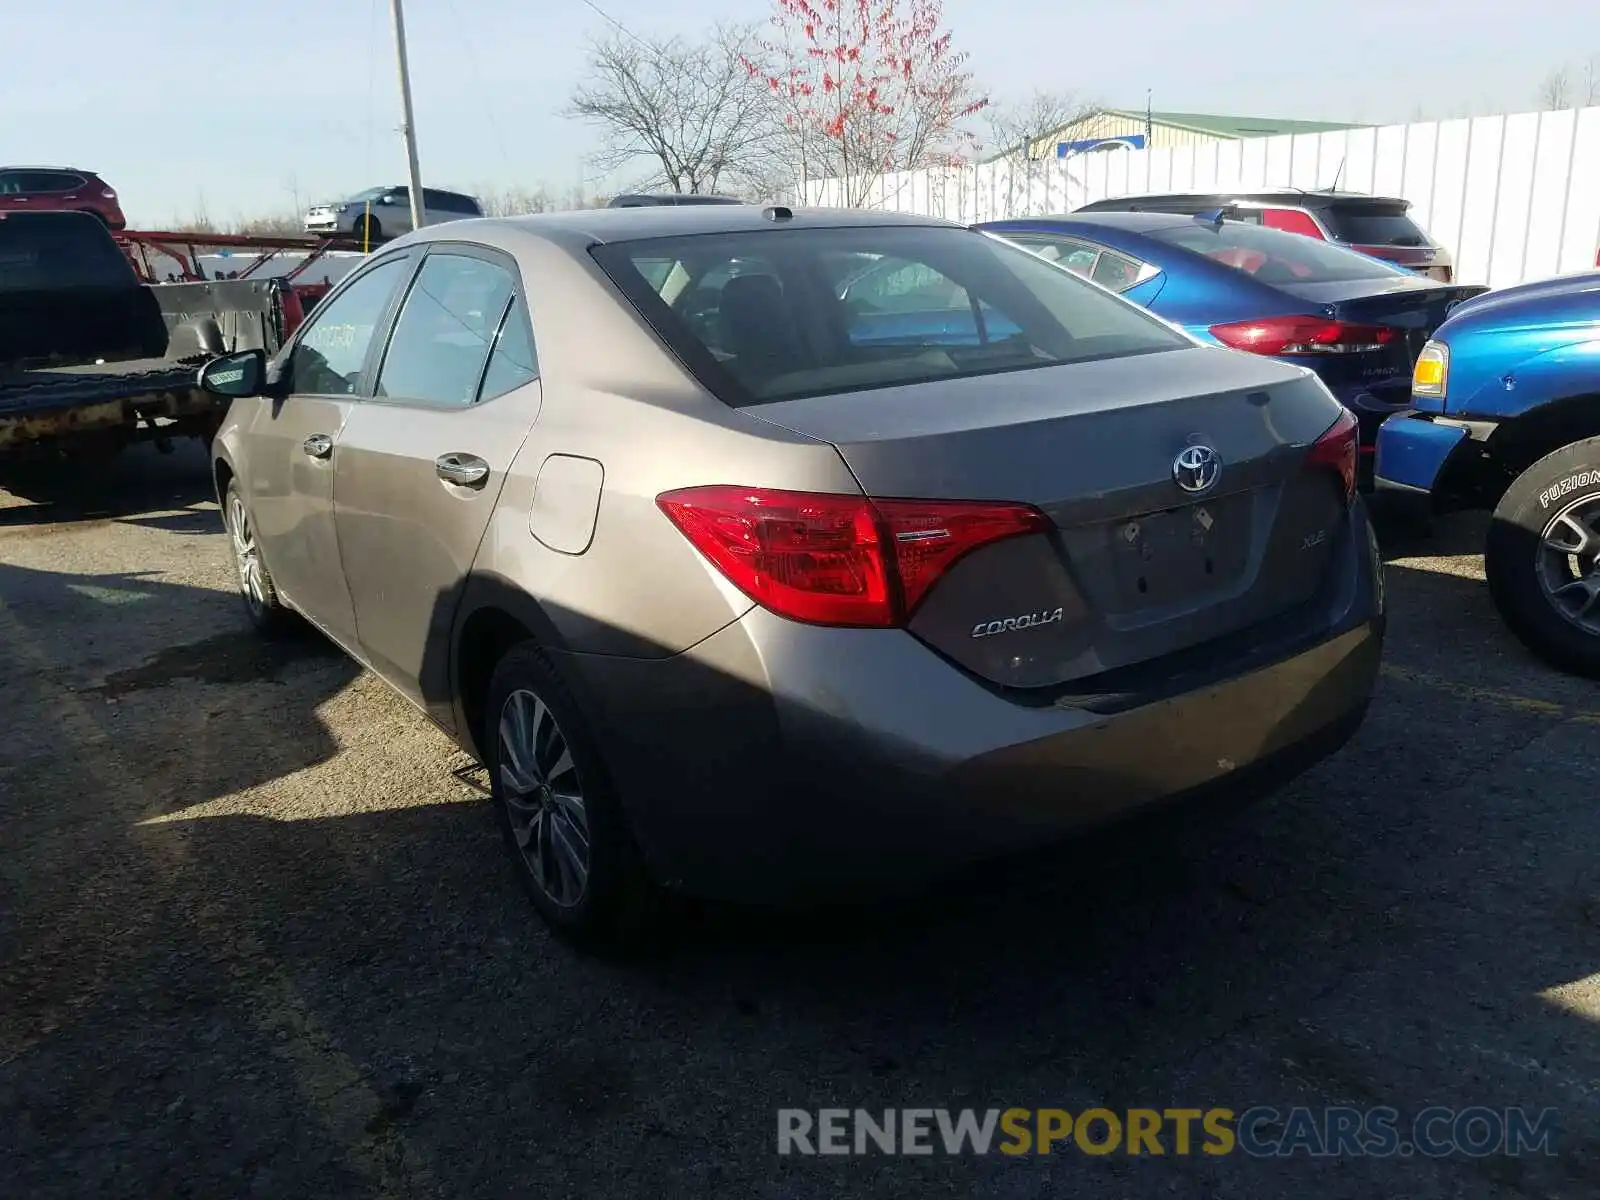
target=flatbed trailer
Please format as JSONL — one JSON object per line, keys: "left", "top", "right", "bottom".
{"left": 1, "top": 213, "right": 366, "bottom": 469}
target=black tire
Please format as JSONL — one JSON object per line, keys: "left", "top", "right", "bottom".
{"left": 1485, "top": 437, "right": 1600, "bottom": 678}
{"left": 354, "top": 214, "right": 381, "bottom": 247}
{"left": 221, "top": 480, "right": 296, "bottom": 637}
{"left": 483, "top": 641, "right": 659, "bottom": 953}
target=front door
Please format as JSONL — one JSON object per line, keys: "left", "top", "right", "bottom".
{"left": 242, "top": 252, "right": 416, "bottom": 646}
{"left": 332, "top": 246, "right": 541, "bottom": 723}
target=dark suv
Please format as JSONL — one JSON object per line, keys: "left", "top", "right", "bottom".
{"left": 0, "top": 166, "right": 126, "bottom": 230}
{"left": 606, "top": 192, "right": 745, "bottom": 208}
{"left": 1076, "top": 190, "right": 1453, "bottom": 281}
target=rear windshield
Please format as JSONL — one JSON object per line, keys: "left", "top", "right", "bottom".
{"left": 1147, "top": 219, "right": 1408, "bottom": 285}
{"left": 590, "top": 225, "right": 1188, "bottom": 405}
{"left": 0, "top": 213, "right": 134, "bottom": 291}
{"left": 1322, "top": 202, "right": 1429, "bottom": 247}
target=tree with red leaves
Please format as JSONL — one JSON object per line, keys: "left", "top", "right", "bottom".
{"left": 746, "top": 0, "right": 988, "bottom": 205}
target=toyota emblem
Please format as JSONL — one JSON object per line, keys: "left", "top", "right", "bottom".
{"left": 1172, "top": 443, "right": 1222, "bottom": 494}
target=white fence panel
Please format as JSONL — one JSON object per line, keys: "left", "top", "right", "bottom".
{"left": 804, "top": 106, "right": 1600, "bottom": 286}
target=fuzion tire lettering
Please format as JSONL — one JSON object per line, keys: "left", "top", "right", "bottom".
{"left": 1538, "top": 470, "right": 1600, "bottom": 509}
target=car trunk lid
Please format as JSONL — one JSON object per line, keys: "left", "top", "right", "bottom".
{"left": 747, "top": 346, "right": 1354, "bottom": 693}
{"left": 1264, "top": 277, "right": 1489, "bottom": 404}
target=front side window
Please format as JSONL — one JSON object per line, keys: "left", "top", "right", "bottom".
{"left": 375, "top": 252, "right": 518, "bottom": 406}
{"left": 289, "top": 256, "right": 410, "bottom": 395}
{"left": 591, "top": 225, "right": 1186, "bottom": 406}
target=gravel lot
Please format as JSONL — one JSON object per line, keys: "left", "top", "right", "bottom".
{"left": 3, "top": 442, "right": 1599, "bottom": 1199}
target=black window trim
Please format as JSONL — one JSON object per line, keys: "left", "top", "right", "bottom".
{"left": 364, "top": 239, "right": 533, "bottom": 411}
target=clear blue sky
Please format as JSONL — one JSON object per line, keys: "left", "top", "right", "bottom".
{"left": 3, "top": 0, "right": 1594, "bottom": 225}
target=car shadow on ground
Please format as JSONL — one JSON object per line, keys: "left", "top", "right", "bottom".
{"left": 0, "top": 440, "right": 218, "bottom": 531}
{"left": 4, "top": 525, "right": 1599, "bottom": 1198}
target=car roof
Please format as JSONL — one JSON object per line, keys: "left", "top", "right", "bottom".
{"left": 413, "top": 205, "right": 959, "bottom": 247}
{"left": 0, "top": 165, "right": 98, "bottom": 173}
{"left": 1082, "top": 189, "right": 1407, "bottom": 208}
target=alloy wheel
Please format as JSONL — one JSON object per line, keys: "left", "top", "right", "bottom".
{"left": 1537, "top": 495, "right": 1600, "bottom": 637}
{"left": 497, "top": 688, "right": 592, "bottom": 908}
{"left": 227, "top": 493, "right": 267, "bottom": 615}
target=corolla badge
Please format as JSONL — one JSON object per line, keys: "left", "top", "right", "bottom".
{"left": 1172, "top": 443, "right": 1222, "bottom": 494}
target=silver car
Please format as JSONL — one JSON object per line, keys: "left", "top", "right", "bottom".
{"left": 303, "top": 185, "right": 483, "bottom": 244}
{"left": 198, "top": 205, "right": 1385, "bottom": 948}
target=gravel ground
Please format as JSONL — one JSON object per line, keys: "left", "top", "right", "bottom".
{"left": 2, "top": 442, "right": 1599, "bottom": 1199}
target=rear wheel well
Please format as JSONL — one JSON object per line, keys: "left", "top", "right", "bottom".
{"left": 1440, "top": 394, "right": 1600, "bottom": 511}
{"left": 456, "top": 608, "right": 534, "bottom": 760}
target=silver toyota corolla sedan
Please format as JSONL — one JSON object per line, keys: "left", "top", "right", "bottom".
{"left": 198, "top": 204, "right": 1386, "bottom": 948}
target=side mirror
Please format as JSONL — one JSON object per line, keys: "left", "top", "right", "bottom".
{"left": 198, "top": 348, "right": 267, "bottom": 398}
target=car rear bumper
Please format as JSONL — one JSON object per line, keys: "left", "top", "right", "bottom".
{"left": 559, "top": 501, "right": 1386, "bottom": 904}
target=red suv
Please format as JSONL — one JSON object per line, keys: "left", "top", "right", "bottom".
{"left": 0, "top": 166, "right": 126, "bottom": 231}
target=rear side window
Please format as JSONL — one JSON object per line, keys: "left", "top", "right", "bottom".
{"left": 1003, "top": 233, "right": 1100, "bottom": 278}
{"left": 18, "top": 171, "right": 85, "bottom": 193}
{"left": 1148, "top": 219, "right": 1407, "bottom": 284}
{"left": 1002, "top": 232, "right": 1156, "bottom": 295}
{"left": 591, "top": 225, "right": 1187, "bottom": 406}
{"left": 424, "top": 191, "right": 481, "bottom": 215}
{"left": 478, "top": 294, "right": 539, "bottom": 400}
{"left": 375, "top": 252, "right": 517, "bottom": 406}
{"left": 1259, "top": 208, "right": 1323, "bottom": 238}
{"left": 0, "top": 212, "right": 132, "bottom": 290}
{"left": 1322, "top": 203, "right": 1429, "bottom": 247}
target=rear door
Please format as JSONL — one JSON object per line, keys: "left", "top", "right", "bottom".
{"left": 242, "top": 251, "right": 417, "bottom": 645}
{"left": 332, "top": 243, "right": 541, "bottom": 722}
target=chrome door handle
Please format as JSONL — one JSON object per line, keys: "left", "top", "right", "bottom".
{"left": 302, "top": 433, "right": 333, "bottom": 458}
{"left": 435, "top": 452, "right": 490, "bottom": 487}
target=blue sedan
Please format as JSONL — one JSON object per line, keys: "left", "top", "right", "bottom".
{"left": 976, "top": 212, "right": 1487, "bottom": 483}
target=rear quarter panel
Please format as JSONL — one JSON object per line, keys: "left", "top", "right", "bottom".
{"left": 464, "top": 229, "right": 863, "bottom": 660}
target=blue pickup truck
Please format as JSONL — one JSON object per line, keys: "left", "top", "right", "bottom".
{"left": 1374, "top": 269, "right": 1600, "bottom": 676}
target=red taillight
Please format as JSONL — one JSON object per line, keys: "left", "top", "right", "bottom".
{"left": 1210, "top": 316, "right": 1397, "bottom": 356}
{"left": 1306, "top": 408, "right": 1359, "bottom": 504}
{"left": 656, "top": 485, "right": 1051, "bottom": 627}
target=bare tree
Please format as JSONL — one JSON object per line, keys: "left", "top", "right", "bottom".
{"left": 984, "top": 89, "right": 1095, "bottom": 161}
{"left": 1539, "top": 67, "right": 1573, "bottom": 110}
{"left": 567, "top": 23, "right": 780, "bottom": 196}
{"left": 980, "top": 89, "right": 1098, "bottom": 216}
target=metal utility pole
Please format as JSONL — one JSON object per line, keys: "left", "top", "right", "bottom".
{"left": 389, "top": 0, "right": 426, "bottom": 230}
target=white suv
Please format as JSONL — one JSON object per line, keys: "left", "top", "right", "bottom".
{"left": 304, "top": 186, "right": 483, "bottom": 243}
